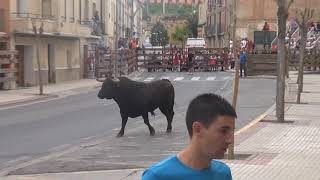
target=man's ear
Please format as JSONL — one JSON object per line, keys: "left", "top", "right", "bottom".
{"left": 192, "top": 121, "right": 204, "bottom": 136}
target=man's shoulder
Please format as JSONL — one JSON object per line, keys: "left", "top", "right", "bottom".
{"left": 211, "top": 160, "right": 231, "bottom": 174}
{"left": 142, "top": 155, "right": 178, "bottom": 178}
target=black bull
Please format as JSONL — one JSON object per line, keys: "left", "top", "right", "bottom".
{"left": 97, "top": 77, "right": 175, "bottom": 137}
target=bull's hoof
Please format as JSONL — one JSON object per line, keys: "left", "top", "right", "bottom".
{"left": 117, "top": 132, "right": 124, "bottom": 137}
{"left": 166, "top": 128, "right": 172, "bottom": 133}
{"left": 150, "top": 129, "right": 155, "bottom": 136}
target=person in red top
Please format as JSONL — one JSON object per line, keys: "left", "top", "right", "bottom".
{"left": 263, "top": 21, "right": 271, "bottom": 51}
{"left": 209, "top": 55, "right": 217, "bottom": 71}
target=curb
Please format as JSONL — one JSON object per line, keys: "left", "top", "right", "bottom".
{"left": 0, "top": 94, "right": 59, "bottom": 109}
{"left": 235, "top": 75, "right": 294, "bottom": 135}
{"left": 0, "top": 71, "right": 142, "bottom": 109}
{"left": 235, "top": 103, "right": 275, "bottom": 135}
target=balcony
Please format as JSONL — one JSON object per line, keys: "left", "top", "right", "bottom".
{"left": 11, "top": 13, "right": 59, "bottom": 34}
{"left": 205, "top": 25, "right": 216, "bottom": 37}
{"left": 11, "top": 13, "right": 91, "bottom": 38}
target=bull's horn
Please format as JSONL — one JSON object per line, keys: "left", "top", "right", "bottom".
{"left": 96, "top": 78, "right": 105, "bottom": 82}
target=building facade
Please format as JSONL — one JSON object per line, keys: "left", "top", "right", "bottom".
{"left": 149, "top": 0, "right": 201, "bottom": 4}
{"left": 1, "top": 0, "right": 144, "bottom": 87}
{"left": 205, "top": 0, "right": 229, "bottom": 48}
{"left": 204, "top": 0, "right": 320, "bottom": 48}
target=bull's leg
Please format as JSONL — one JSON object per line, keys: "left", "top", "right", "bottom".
{"left": 117, "top": 114, "right": 128, "bottom": 137}
{"left": 159, "top": 106, "right": 174, "bottom": 133}
{"left": 142, "top": 113, "right": 155, "bottom": 136}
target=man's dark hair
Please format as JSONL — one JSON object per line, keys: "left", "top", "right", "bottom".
{"left": 186, "top": 93, "right": 237, "bottom": 137}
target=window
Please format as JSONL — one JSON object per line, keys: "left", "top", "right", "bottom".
{"left": 61, "top": 0, "right": 66, "bottom": 21}
{"left": 112, "top": 2, "right": 115, "bottom": 22}
{"left": 92, "top": 2, "right": 97, "bottom": 17}
{"left": 67, "top": 50, "right": 72, "bottom": 69}
{"left": 42, "top": 0, "right": 52, "bottom": 19}
{"left": 79, "top": 0, "right": 82, "bottom": 23}
{"left": 69, "top": 0, "right": 75, "bottom": 22}
{"left": 17, "top": 0, "right": 28, "bottom": 17}
{"left": 218, "top": 12, "right": 221, "bottom": 33}
{"left": 84, "top": 0, "right": 89, "bottom": 20}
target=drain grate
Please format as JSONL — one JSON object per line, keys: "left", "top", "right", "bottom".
{"left": 223, "top": 153, "right": 255, "bottom": 161}
{"left": 224, "top": 152, "right": 278, "bottom": 166}
{"left": 261, "top": 119, "right": 295, "bottom": 124}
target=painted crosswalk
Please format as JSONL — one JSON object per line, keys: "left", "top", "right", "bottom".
{"left": 144, "top": 77, "right": 155, "bottom": 82}
{"left": 132, "top": 77, "right": 142, "bottom": 81}
{"left": 160, "top": 77, "right": 170, "bottom": 80}
{"left": 191, "top": 77, "right": 201, "bottom": 81}
{"left": 206, "top": 77, "right": 216, "bottom": 81}
{"left": 131, "top": 75, "right": 232, "bottom": 82}
{"left": 174, "top": 77, "right": 185, "bottom": 81}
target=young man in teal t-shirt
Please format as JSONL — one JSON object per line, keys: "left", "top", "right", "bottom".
{"left": 142, "top": 93, "right": 237, "bottom": 180}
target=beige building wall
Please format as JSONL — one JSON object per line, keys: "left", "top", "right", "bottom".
{"left": 106, "top": 0, "right": 116, "bottom": 49}
{"left": 236, "top": 0, "right": 320, "bottom": 40}
{"left": 198, "top": 0, "right": 207, "bottom": 38}
{"left": 203, "top": 0, "right": 320, "bottom": 48}
{"left": 9, "top": 0, "right": 103, "bottom": 86}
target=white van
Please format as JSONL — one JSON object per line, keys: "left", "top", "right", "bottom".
{"left": 186, "top": 38, "right": 206, "bottom": 48}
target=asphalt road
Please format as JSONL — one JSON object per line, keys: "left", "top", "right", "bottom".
{"left": 0, "top": 71, "right": 276, "bottom": 172}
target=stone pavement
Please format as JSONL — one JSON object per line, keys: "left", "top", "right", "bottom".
{"left": 1, "top": 72, "right": 320, "bottom": 180}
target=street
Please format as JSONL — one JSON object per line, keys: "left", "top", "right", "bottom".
{"left": 0, "top": 71, "right": 275, "bottom": 174}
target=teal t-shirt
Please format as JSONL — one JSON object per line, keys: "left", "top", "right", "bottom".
{"left": 142, "top": 155, "right": 232, "bottom": 180}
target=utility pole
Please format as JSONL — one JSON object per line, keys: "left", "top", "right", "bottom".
{"left": 162, "top": 0, "right": 166, "bottom": 16}
{"left": 32, "top": 20, "right": 44, "bottom": 95}
{"left": 114, "top": 1, "right": 119, "bottom": 78}
{"left": 228, "top": 0, "right": 239, "bottom": 160}
{"left": 131, "top": 0, "right": 134, "bottom": 38}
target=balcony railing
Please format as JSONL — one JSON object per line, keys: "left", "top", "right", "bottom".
{"left": 12, "top": 12, "right": 58, "bottom": 21}
{"left": 205, "top": 25, "right": 216, "bottom": 37}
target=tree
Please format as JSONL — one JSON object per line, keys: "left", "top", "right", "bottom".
{"left": 228, "top": 0, "right": 240, "bottom": 160}
{"left": 32, "top": 20, "right": 44, "bottom": 95}
{"left": 295, "top": 8, "right": 314, "bottom": 104}
{"left": 186, "top": 13, "right": 199, "bottom": 38}
{"left": 150, "top": 22, "right": 169, "bottom": 46}
{"left": 276, "top": 0, "right": 293, "bottom": 123}
{"left": 172, "top": 25, "right": 189, "bottom": 47}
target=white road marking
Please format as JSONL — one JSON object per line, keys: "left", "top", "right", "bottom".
{"left": 174, "top": 77, "right": 184, "bottom": 81}
{"left": 144, "top": 77, "right": 155, "bottom": 82}
{"left": 206, "top": 76, "right": 216, "bottom": 81}
{"left": 191, "top": 77, "right": 200, "bottom": 81}
{"left": 132, "top": 77, "right": 141, "bottom": 81}
{"left": 160, "top": 77, "right": 170, "bottom": 80}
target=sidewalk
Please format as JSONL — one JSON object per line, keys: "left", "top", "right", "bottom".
{"left": 1, "top": 72, "right": 320, "bottom": 180}
{"left": 0, "top": 79, "right": 101, "bottom": 108}
{"left": 0, "top": 71, "right": 142, "bottom": 108}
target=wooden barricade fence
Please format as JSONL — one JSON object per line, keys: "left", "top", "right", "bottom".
{"left": 0, "top": 50, "right": 18, "bottom": 89}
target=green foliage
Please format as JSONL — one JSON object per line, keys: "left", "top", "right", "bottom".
{"left": 172, "top": 25, "right": 190, "bottom": 44}
{"left": 148, "top": 4, "right": 194, "bottom": 17}
{"left": 186, "top": 14, "right": 199, "bottom": 38}
{"left": 150, "top": 22, "right": 169, "bottom": 46}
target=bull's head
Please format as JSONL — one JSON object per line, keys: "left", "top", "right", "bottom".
{"left": 97, "top": 77, "right": 120, "bottom": 99}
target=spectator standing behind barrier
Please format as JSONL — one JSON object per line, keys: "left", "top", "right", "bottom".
{"left": 239, "top": 50, "right": 247, "bottom": 77}
{"left": 262, "top": 21, "right": 271, "bottom": 51}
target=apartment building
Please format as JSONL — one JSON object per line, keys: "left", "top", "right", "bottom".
{"left": 2, "top": 0, "right": 143, "bottom": 87}
{"left": 149, "top": 0, "right": 201, "bottom": 4}
{"left": 204, "top": 0, "right": 320, "bottom": 48}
